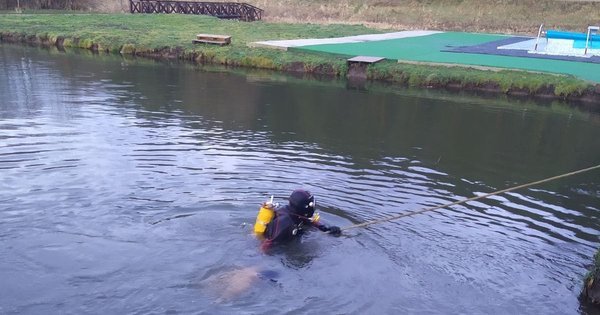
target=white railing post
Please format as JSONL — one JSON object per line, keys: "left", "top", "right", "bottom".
{"left": 534, "top": 23, "right": 544, "bottom": 51}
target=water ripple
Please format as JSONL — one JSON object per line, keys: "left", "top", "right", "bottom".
{"left": 1, "top": 44, "right": 599, "bottom": 314}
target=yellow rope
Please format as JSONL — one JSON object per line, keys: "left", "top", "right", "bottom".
{"left": 342, "top": 164, "right": 600, "bottom": 231}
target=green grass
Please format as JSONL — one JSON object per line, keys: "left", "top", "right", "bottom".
{"left": 0, "top": 12, "right": 376, "bottom": 51}
{"left": 584, "top": 248, "right": 600, "bottom": 286}
{"left": 364, "top": 60, "right": 591, "bottom": 96}
{"left": 0, "top": 12, "right": 597, "bottom": 99}
{"left": 10, "top": 0, "right": 598, "bottom": 35}
{"left": 0, "top": 13, "right": 375, "bottom": 72}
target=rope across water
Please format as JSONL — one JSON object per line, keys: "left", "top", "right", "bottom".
{"left": 342, "top": 164, "right": 600, "bottom": 231}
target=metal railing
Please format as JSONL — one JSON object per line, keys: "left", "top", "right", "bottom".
{"left": 129, "top": 0, "right": 263, "bottom": 21}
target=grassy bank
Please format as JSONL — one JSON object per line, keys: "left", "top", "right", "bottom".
{"left": 6, "top": 0, "right": 600, "bottom": 35}
{"left": 582, "top": 248, "right": 600, "bottom": 305}
{"left": 0, "top": 13, "right": 598, "bottom": 102}
{"left": 0, "top": 13, "right": 373, "bottom": 73}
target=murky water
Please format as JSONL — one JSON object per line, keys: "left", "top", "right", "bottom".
{"left": 1, "top": 44, "right": 599, "bottom": 314}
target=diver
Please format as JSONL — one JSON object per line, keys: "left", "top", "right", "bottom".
{"left": 256, "top": 189, "right": 341, "bottom": 251}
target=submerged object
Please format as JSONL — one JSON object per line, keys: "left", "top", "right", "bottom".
{"left": 202, "top": 267, "right": 279, "bottom": 302}
{"left": 203, "top": 267, "right": 259, "bottom": 302}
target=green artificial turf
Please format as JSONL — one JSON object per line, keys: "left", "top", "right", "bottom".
{"left": 296, "top": 32, "right": 600, "bottom": 82}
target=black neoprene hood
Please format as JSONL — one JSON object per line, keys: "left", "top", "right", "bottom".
{"left": 288, "top": 189, "right": 315, "bottom": 217}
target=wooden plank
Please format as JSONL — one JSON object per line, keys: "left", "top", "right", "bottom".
{"left": 347, "top": 56, "right": 385, "bottom": 63}
{"left": 195, "top": 34, "right": 231, "bottom": 45}
{"left": 196, "top": 34, "right": 231, "bottom": 40}
{"left": 193, "top": 39, "right": 230, "bottom": 46}
{"left": 196, "top": 37, "right": 230, "bottom": 43}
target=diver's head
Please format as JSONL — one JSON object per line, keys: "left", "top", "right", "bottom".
{"left": 288, "top": 189, "right": 316, "bottom": 218}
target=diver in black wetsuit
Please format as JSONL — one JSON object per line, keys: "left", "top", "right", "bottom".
{"left": 261, "top": 189, "right": 341, "bottom": 251}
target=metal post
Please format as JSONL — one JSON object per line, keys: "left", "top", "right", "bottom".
{"left": 534, "top": 24, "right": 543, "bottom": 51}
{"left": 585, "top": 28, "right": 591, "bottom": 55}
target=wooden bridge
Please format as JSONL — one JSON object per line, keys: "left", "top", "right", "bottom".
{"left": 129, "top": 0, "right": 263, "bottom": 21}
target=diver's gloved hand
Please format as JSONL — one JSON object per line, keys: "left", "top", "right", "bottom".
{"left": 327, "top": 225, "right": 341, "bottom": 236}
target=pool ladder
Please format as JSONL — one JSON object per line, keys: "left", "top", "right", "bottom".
{"left": 533, "top": 24, "right": 545, "bottom": 51}
{"left": 585, "top": 26, "right": 599, "bottom": 55}
{"left": 535, "top": 23, "right": 599, "bottom": 55}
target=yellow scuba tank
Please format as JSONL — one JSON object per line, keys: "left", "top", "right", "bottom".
{"left": 254, "top": 196, "right": 275, "bottom": 234}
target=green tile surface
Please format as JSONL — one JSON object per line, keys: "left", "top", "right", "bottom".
{"left": 294, "top": 32, "right": 600, "bottom": 82}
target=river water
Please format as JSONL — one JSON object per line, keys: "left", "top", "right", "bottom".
{"left": 1, "top": 44, "right": 599, "bottom": 314}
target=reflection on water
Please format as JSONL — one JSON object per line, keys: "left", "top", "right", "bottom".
{"left": 0, "top": 44, "right": 599, "bottom": 314}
